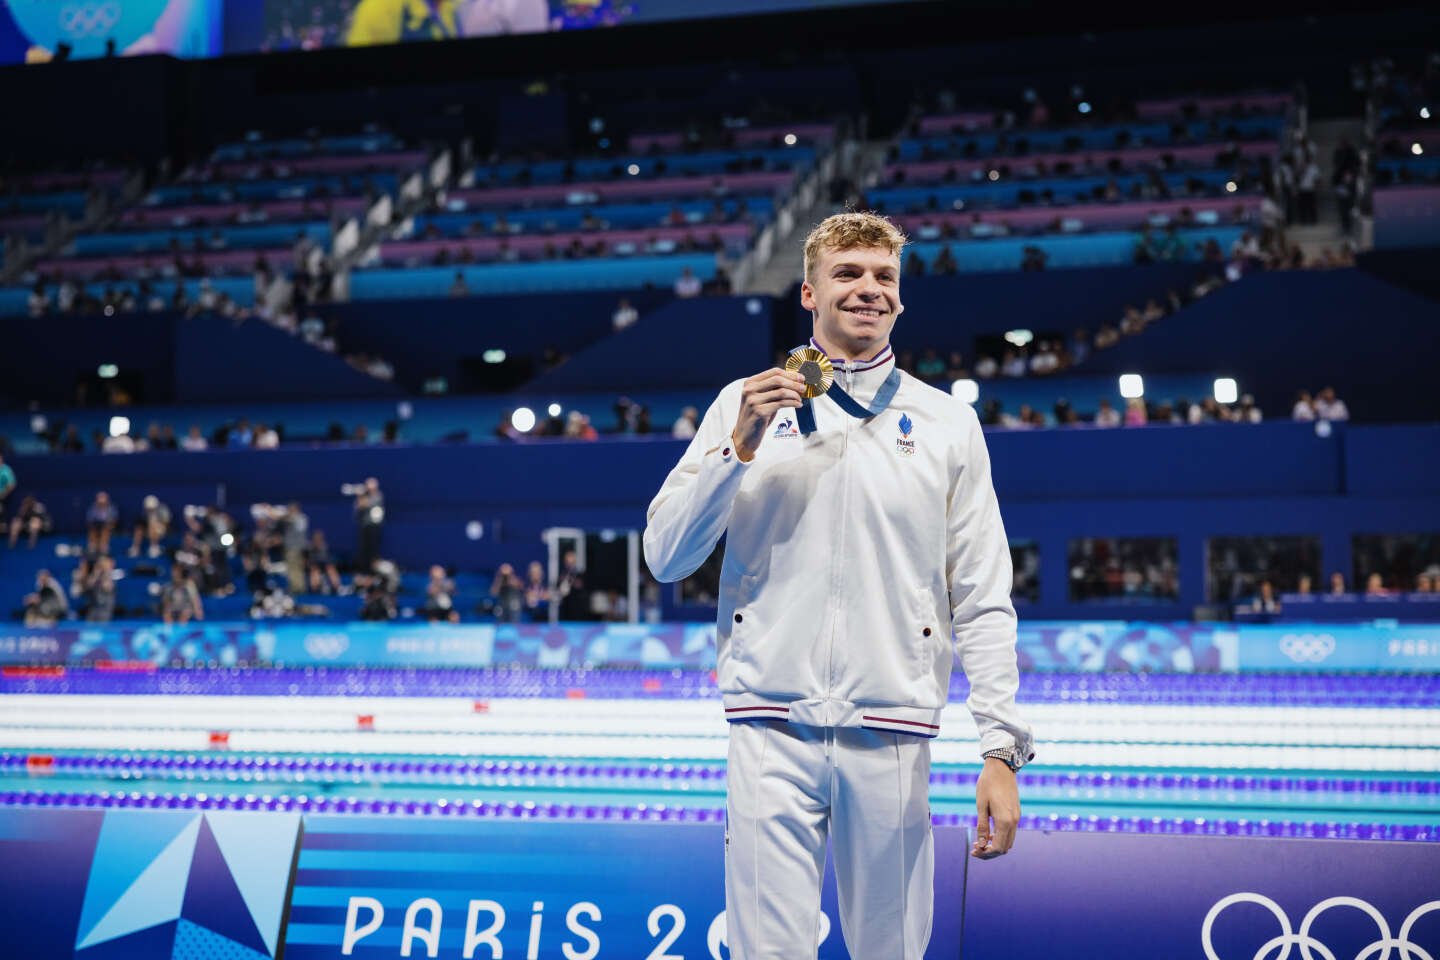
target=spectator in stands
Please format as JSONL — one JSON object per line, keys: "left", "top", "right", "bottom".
{"left": 352, "top": 478, "right": 385, "bottom": 572}
{"left": 915, "top": 348, "right": 946, "bottom": 380}
{"left": 1329, "top": 571, "right": 1348, "bottom": 596}
{"left": 22, "top": 569, "right": 69, "bottom": 627}
{"left": 1414, "top": 573, "right": 1434, "bottom": 594}
{"left": 1237, "top": 394, "right": 1263, "bottom": 424}
{"left": 1020, "top": 245, "right": 1048, "bottom": 271}
{"left": 1365, "top": 572, "right": 1389, "bottom": 596}
{"left": 1297, "top": 155, "right": 1321, "bottom": 225}
{"left": 564, "top": 411, "right": 598, "bottom": 441}
{"left": 0, "top": 454, "right": 13, "bottom": 522}
{"left": 1124, "top": 398, "right": 1148, "bottom": 427}
{"left": 905, "top": 250, "right": 927, "bottom": 276}
{"left": 944, "top": 351, "right": 968, "bottom": 380}
{"left": 523, "top": 561, "right": 550, "bottom": 621}
{"left": 612, "top": 297, "right": 639, "bottom": 331}
{"left": 932, "top": 245, "right": 959, "bottom": 275}
{"left": 1000, "top": 349, "right": 1026, "bottom": 378}
{"left": 424, "top": 565, "right": 460, "bottom": 623}
{"left": 1249, "top": 580, "right": 1280, "bottom": 614}
{"left": 486, "top": 563, "right": 521, "bottom": 621}
{"left": 1314, "top": 386, "right": 1350, "bottom": 421}
{"left": 1069, "top": 329, "right": 1091, "bottom": 367}
{"left": 973, "top": 354, "right": 998, "bottom": 379}
{"left": 306, "top": 530, "right": 343, "bottom": 595}
{"left": 282, "top": 502, "right": 310, "bottom": 594}
{"left": 673, "top": 267, "right": 702, "bottom": 298}
{"left": 57, "top": 426, "right": 85, "bottom": 454}
{"left": 85, "top": 491, "right": 118, "bottom": 555}
{"left": 449, "top": 271, "right": 469, "bottom": 297}
{"left": 556, "top": 549, "right": 587, "bottom": 620}
{"left": 83, "top": 556, "right": 116, "bottom": 623}
{"left": 180, "top": 425, "right": 209, "bottom": 451}
{"left": 128, "top": 495, "right": 172, "bottom": 559}
{"left": 7, "top": 495, "right": 49, "bottom": 549}
{"left": 254, "top": 423, "right": 281, "bottom": 449}
{"left": 1291, "top": 391, "right": 1316, "bottom": 421}
{"left": 672, "top": 406, "right": 700, "bottom": 439}
{"left": 1028, "top": 341, "right": 1060, "bottom": 375}
{"left": 1296, "top": 574, "right": 1314, "bottom": 596}
{"left": 27, "top": 283, "right": 49, "bottom": 317}
{"left": 1093, "top": 323, "right": 1120, "bottom": 350}
{"left": 1094, "top": 398, "right": 1121, "bottom": 428}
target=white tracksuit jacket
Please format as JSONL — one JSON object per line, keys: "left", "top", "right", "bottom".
{"left": 644, "top": 347, "right": 1035, "bottom": 762}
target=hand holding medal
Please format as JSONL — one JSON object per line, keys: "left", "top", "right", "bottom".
{"left": 784, "top": 346, "right": 834, "bottom": 399}
{"left": 730, "top": 365, "right": 807, "bottom": 462}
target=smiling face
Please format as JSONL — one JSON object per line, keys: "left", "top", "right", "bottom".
{"left": 801, "top": 244, "right": 904, "bottom": 361}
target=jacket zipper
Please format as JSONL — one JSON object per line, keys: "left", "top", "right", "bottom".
{"left": 827, "top": 365, "right": 855, "bottom": 702}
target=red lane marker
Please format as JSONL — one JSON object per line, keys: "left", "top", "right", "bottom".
{"left": 208, "top": 731, "right": 230, "bottom": 748}
{"left": 26, "top": 754, "right": 55, "bottom": 772}
{"left": 356, "top": 714, "right": 375, "bottom": 730}
{"left": 566, "top": 689, "right": 586, "bottom": 700}
{"left": 2, "top": 666, "right": 65, "bottom": 679}
{"left": 94, "top": 660, "right": 157, "bottom": 673}
{"left": 472, "top": 700, "right": 490, "bottom": 713}
{"left": 642, "top": 678, "right": 662, "bottom": 693}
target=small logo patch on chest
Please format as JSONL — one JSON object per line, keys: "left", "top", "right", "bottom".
{"left": 896, "top": 412, "right": 916, "bottom": 455}
{"left": 773, "top": 416, "right": 801, "bottom": 439}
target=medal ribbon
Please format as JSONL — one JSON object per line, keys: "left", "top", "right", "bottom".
{"left": 796, "top": 366, "right": 901, "bottom": 436}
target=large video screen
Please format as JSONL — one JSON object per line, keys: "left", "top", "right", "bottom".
{"left": 1, "top": 0, "right": 921, "bottom": 63}
{"left": 0, "top": 0, "right": 224, "bottom": 63}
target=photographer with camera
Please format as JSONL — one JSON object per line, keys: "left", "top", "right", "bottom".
{"left": 343, "top": 478, "right": 385, "bottom": 572}
{"left": 356, "top": 557, "right": 400, "bottom": 622}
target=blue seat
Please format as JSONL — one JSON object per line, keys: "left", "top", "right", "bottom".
{"left": 910, "top": 226, "right": 1243, "bottom": 272}
{"left": 870, "top": 170, "right": 1238, "bottom": 211}
{"left": 349, "top": 253, "right": 716, "bottom": 298}
{"left": 71, "top": 222, "right": 332, "bottom": 257}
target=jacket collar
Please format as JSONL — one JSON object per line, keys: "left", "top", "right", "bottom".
{"left": 809, "top": 337, "right": 896, "bottom": 402}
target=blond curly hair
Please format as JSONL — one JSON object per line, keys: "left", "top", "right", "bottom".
{"left": 802, "top": 211, "right": 908, "bottom": 281}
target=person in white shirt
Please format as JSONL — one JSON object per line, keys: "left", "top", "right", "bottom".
{"left": 180, "top": 425, "right": 209, "bottom": 452}
{"left": 645, "top": 212, "right": 1032, "bottom": 960}
{"left": 612, "top": 297, "right": 639, "bottom": 331}
{"left": 1291, "top": 390, "right": 1316, "bottom": 421}
{"left": 1094, "top": 397, "right": 1121, "bottom": 428}
{"left": 671, "top": 406, "right": 699, "bottom": 439}
{"left": 1313, "top": 386, "right": 1350, "bottom": 421}
{"left": 673, "top": 267, "right": 702, "bottom": 298}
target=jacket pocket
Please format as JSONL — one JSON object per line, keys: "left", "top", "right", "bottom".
{"left": 911, "top": 586, "right": 944, "bottom": 682}
{"left": 725, "top": 574, "right": 760, "bottom": 663}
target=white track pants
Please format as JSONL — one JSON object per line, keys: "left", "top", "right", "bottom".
{"left": 724, "top": 720, "right": 934, "bottom": 960}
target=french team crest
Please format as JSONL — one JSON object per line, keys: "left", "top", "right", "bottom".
{"left": 896, "top": 412, "right": 916, "bottom": 454}
{"left": 774, "top": 415, "right": 801, "bottom": 438}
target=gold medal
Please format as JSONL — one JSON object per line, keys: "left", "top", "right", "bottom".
{"left": 785, "top": 346, "right": 834, "bottom": 399}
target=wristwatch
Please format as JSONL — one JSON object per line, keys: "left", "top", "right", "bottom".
{"left": 982, "top": 746, "right": 1028, "bottom": 772}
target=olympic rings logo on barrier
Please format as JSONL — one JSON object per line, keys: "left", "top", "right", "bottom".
{"left": 1202, "top": 893, "right": 1440, "bottom": 960}
{"left": 58, "top": 3, "right": 122, "bottom": 38}
{"left": 1279, "top": 633, "right": 1338, "bottom": 663}
{"left": 303, "top": 633, "right": 350, "bottom": 660}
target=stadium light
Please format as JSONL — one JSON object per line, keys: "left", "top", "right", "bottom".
{"left": 1003, "top": 328, "right": 1034, "bottom": 347}
{"left": 987, "top": 169, "right": 1000, "bottom": 181}
{"left": 626, "top": 163, "right": 640, "bottom": 176}
{"left": 1118, "top": 374, "right": 1144, "bottom": 399}
{"left": 483, "top": 349, "right": 506, "bottom": 364}
{"left": 1077, "top": 101, "right": 1092, "bottom": 114}
{"left": 465, "top": 521, "right": 484, "bottom": 541}
{"left": 108, "top": 416, "right": 130, "bottom": 438}
{"left": 547, "top": 403, "right": 562, "bottom": 417}
{"left": 783, "top": 133, "right": 798, "bottom": 146}
{"left": 1422, "top": 107, "right": 1431, "bottom": 120}
{"left": 1225, "top": 181, "right": 1237, "bottom": 193}
{"left": 1413, "top": 142, "right": 1425, "bottom": 156}
{"left": 1213, "top": 377, "right": 1239, "bottom": 404}
{"left": 97, "top": 364, "right": 118, "bottom": 379}
{"left": 951, "top": 379, "right": 980, "bottom": 404}
{"left": 511, "top": 408, "right": 536, "bottom": 433}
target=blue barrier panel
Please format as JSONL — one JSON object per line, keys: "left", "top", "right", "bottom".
{"left": 282, "top": 816, "right": 967, "bottom": 960}
{"left": 964, "top": 831, "right": 1440, "bottom": 960}
{"left": 72, "top": 222, "right": 331, "bottom": 256}
{"left": 4, "top": 621, "right": 1438, "bottom": 672}
{"left": 909, "top": 226, "right": 1242, "bottom": 272}
{"left": 0, "top": 806, "right": 300, "bottom": 958}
